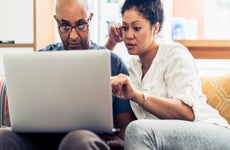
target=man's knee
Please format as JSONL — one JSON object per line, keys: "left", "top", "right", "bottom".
{"left": 62, "top": 130, "right": 99, "bottom": 144}
{"left": 59, "top": 130, "right": 110, "bottom": 150}
{"left": 0, "top": 129, "right": 28, "bottom": 150}
{"left": 0, "top": 129, "right": 15, "bottom": 144}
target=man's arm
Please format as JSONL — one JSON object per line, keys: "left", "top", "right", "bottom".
{"left": 114, "top": 112, "right": 136, "bottom": 140}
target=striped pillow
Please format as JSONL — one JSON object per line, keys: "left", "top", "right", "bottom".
{"left": 0, "top": 77, "right": 10, "bottom": 126}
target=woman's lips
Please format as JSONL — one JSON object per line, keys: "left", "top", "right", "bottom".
{"left": 125, "top": 43, "right": 136, "bottom": 50}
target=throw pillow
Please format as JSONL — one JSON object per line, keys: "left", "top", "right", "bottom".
{"left": 201, "top": 74, "right": 230, "bottom": 125}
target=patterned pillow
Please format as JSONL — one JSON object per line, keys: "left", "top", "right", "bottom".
{"left": 201, "top": 75, "right": 230, "bottom": 124}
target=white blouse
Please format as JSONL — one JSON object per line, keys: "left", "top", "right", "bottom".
{"left": 128, "top": 42, "right": 229, "bottom": 128}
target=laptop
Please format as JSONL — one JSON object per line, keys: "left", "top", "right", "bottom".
{"left": 2, "top": 50, "right": 114, "bottom": 133}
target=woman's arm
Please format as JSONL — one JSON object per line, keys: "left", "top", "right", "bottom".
{"left": 111, "top": 74, "right": 195, "bottom": 121}
{"left": 104, "top": 23, "right": 123, "bottom": 51}
{"left": 132, "top": 90, "right": 195, "bottom": 121}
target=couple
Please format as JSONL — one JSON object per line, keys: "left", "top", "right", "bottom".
{"left": 0, "top": 0, "right": 229, "bottom": 150}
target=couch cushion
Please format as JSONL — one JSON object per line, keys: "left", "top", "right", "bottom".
{"left": 201, "top": 74, "right": 230, "bottom": 124}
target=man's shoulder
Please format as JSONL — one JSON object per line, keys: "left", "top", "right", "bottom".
{"left": 109, "top": 51, "right": 122, "bottom": 62}
{"left": 38, "top": 42, "right": 64, "bottom": 51}
{"left": 90, "top": 41, "right": 104, "bottom": 49}
{"left": 90, "top": 41, "right": 122, "bottom": 62}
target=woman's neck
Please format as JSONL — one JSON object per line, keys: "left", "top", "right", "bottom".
{"left": 140, "top": 43, "right": 158, "bottom": 78}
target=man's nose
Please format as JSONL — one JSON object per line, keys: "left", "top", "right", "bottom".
{"left": 69, "top": 28, "right": 79, "bottom": 40}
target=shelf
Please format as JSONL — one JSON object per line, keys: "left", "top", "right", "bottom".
{"left": 175, "top": 40, "right": 230, "bottom": 59}
{"left": 175, "top": 40, "right": 230, "bottom": 48}
{"left": 0, "top": 43, "right": 34, "bottom": 48}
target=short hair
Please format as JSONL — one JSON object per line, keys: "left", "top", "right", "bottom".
{"left": 121, "top": 0, "right": 164, "bottom": 31}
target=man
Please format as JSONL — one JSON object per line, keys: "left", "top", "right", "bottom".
{"left": 0, "top": 0, "right": 135, "bottom": 149}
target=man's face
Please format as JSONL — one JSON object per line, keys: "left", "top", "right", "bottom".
{"left": 55, "top": 2, "right": 92, "bottom": 50}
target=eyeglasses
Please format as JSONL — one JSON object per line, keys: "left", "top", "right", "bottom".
{"left": 56, "top": 20, "right": 89, "bottom": 33}
{"left": 59, "top": 23, "right": 89, "bottom": 33}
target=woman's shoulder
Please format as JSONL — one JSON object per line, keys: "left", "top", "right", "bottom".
{"left": 158, "top": 42, "right": 193, "bottom": 59}
{"left": 159, "top": 42, "right": 188, "bottom": 52}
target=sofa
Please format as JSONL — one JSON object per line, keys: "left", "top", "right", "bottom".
{"left": 0, "top": 74, "right": 230, "bottom": 126}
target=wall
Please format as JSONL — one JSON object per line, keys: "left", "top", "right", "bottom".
{"left": 173, "top": 0, "right": 205, "bottom": 39}
{"left": 0, "top": 0, "right": 34, "bottom": 43}
{"left": 36, "top": 0, "right": 55, "bottom": 50}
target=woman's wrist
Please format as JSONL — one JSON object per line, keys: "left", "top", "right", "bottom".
{"left": 139, "top": 92, "right": 148, "bottom": 107}
{"left": 104, "top": 39, "right": 116, "bottom": 51}
{"left": 132, "top": 91, "right": 148, "bottom": 107}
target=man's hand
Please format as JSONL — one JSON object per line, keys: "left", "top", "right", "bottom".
{"left": 99, "top": 134, "right": 124, "bottom": 150}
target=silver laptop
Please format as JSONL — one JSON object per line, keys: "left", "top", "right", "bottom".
{"left": 2, "top": 50, "right": 113, "bottom": 133}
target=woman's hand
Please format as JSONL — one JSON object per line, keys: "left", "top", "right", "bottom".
{"left": 110, "top": 74, "right": 137, "bottom": 101}
{"left": 105, "top": 23, "right": 123, "bottom": 51}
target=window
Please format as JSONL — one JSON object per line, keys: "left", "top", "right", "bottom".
{"left": 205, "top": 0, "right": 230, "bottom": 39}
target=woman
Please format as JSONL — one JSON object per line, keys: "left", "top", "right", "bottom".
{"left": 109, "top": 0, "right": 230, "bottom": 149}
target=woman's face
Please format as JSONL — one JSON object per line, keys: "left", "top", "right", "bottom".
{"left": 122, "top": 9, "right": 156, "bottom": 55}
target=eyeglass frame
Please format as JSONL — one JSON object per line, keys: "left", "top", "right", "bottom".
{"left": 54, "top": 16, "right": 90, "bottom": 33}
